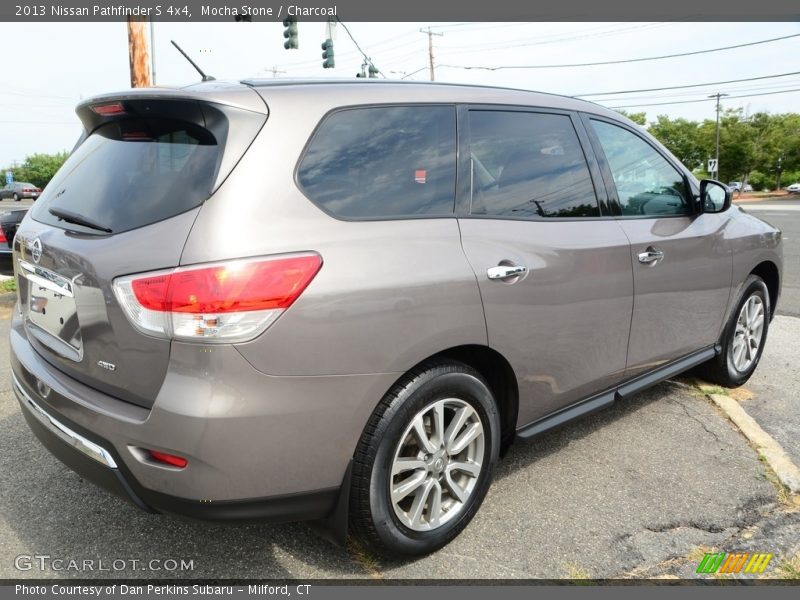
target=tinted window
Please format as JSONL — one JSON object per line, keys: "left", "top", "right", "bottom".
{"left": 297, "top": 106, "right": 457, "bottom": 218}
{"left": 468, "top": 111, "right": 599, "bottom": 219}
{"left": 591, "top": 120, "right": 690, "bottom": 217}
{"left": 31, "top": 119, "right": 222, "bottom": 234}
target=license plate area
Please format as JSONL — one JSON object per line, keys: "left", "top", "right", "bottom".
{"left": 19, "top": 259, "right": 83, "bottom": 361}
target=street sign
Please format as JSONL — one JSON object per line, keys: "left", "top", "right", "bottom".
{"left": 707, "top": 159, "right": 718, "bottom": 173}
{"left": 4, "top": 171, "right": 12, "bottom": 185}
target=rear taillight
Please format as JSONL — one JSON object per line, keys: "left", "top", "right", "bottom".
{"left": 113, "top": 253, "right": 322, "bottom": 343}
{"left": 0, "top": 228, "right": 6, "bottom": 243}
{"left": 22, "top": 188, "right": 33, "bottom": 193}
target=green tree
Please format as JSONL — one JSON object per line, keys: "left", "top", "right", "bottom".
{"left": 615, "top": 110, "right": 647, "bottom": 126}
{"left": 648, "top": 115, "right": 705, "bottom": 169}
{"left": 5, "top": 151, "right": 69, "bottom": 189}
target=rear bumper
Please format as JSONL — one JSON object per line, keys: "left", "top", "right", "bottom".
{"left": 10, "top": 309, "right": 397, "bottom": 521}
{"left": 14, "top": 368, "right": 339, "bottom": 521}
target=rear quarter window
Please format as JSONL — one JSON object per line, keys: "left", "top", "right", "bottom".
{"left": 297, "top": 105, "right": 457, "bottom": 219}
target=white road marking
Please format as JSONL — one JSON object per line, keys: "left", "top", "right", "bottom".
{"left": 738, "top": 204, "right": 800, "bottom": 211}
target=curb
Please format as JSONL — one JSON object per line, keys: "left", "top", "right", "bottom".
{"left": 708, "top": 393, "right": 800, "bottom": 494}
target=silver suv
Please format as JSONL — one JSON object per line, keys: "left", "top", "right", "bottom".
{"left": 10, "top": 80, "right": 782, "bottom": 557}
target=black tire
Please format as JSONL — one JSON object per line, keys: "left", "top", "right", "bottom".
{"left": 700, "top": 274, "right": 770, "bottom": 387}
{"left": 13, "top": 193, "right": 19, "bottom": 202}
{"left": 349, "top": 359, "right": 501, "bottom": 557}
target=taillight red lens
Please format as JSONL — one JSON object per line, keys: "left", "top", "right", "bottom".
{"left": 0, "top": 229, "right": 7, "bottom": 243}
{"left": 22, "top": 188, "right": 32, "bottom": 193}
{"left": 149, "top": 450, "right": 188, "bottom": 469}
{"left": 91, "top": 102, "right": 126, "bottom": 116}
{"left": 131, "top": 255, "right": 322, "bottom": 314}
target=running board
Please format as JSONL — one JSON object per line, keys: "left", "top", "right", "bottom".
{"left": 516, "top": 346, "right": 717, "bottom": 441}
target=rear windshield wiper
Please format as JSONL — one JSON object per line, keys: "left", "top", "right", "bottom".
{"left": 48, "top": 207, "right": 113, "bottom": 234}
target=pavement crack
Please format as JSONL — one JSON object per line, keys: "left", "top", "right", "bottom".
{"left": 643, "top": 522, "right": 727, "bottom": 534}
{"left": 668, "top": 397, "right": 725, "bottom": 444}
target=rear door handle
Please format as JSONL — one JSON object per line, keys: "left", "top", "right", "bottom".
{"left": 487, "top": 265, "right": 528, "bottom": 280}
{"left": 637, "top": 247, "right": 664, "bottom": 264}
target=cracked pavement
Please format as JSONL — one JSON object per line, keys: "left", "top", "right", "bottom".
{"left": 0, "top": 311, "right": 798, "bottom": 580}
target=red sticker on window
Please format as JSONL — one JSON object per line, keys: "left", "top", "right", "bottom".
{"left": 414, "top": 169, "right": 427, "bottom": 184}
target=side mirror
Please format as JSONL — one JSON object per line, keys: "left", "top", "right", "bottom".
{"left": 699, "top": 179, "right": 731, "bottom": 213}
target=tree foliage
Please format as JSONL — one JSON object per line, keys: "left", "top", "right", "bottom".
{"left": 615, "top": 109, "right": 800, "bottom": 189}
{"left": 3, "top": 152, "right": 69, "bottom": 189}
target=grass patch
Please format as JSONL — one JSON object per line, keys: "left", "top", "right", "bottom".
{"left": 564, "top": 562, "right": 593, "bottom": 583}
{"left": 774, "top": 554, "right": 800, "bottom": 579}
{"left": 0, "top": 278, "right": 15, "bottom": 293}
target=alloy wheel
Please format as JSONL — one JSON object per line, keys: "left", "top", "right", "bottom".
{"left": 730, "top": 294, "right": 765, "bottom": 372}
{"left": 389, "top": 398, "right": 485, "bottom": 532}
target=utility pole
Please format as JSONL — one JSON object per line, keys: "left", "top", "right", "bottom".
{"left": 127, "top": 16, "right": 152, "bottom": 87}
{"left": 150, "top": 19, "right": 156, "bottom": 85}
{"left": 708, "top": 93, "right": 728, "bottom": 179}
{"left": 420, "top": 27, "right": 443, "bottom": 82}
{"left": 267, "top": 66, "right": 286, "bottom": 78}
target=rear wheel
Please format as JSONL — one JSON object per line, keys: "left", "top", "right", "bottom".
{"left": 700, "top": 275, "right": 770, "bottom": 387}
{"left": 13, "top": 193, "right": 19, "bottom": 202}
{"left": 349, "top": 360, "right": 500, "bottom": 557}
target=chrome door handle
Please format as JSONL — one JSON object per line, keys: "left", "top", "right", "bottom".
{"left": 487, "top": 265, "right": 528, "bottom": 280}
{"left": 637, "top": 248, "right": 664, "bottom": 264}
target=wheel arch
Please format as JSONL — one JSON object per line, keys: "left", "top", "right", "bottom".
{"left": 750, "top": 260, "right": 780, "bottom": 319}
{"left": 418, "top": 344, "right": 519, "bottom": 456}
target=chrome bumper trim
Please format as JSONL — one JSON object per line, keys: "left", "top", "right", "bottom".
{"left": 12, "top": 371, "right": 118, "bottom": 469}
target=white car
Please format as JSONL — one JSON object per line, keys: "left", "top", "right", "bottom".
{"left": 786, "top": 182, "right": 800, "bottom": 193}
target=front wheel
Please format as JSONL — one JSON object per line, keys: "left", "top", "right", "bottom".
{"left": 700, "top": 274, "right": 770, "bottom": 387}
{"left": 349, "top": 360, "right": 500, "bottom": 557}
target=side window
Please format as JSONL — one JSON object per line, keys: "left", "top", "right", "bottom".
{"left": 590, "top": 120, "right": 690, "bottom": 217}
{"left": 468, "top": 111, "right": 600, "bottom": 219}
{"left": 297, "top": 105, "right": 456, "bottom": 219}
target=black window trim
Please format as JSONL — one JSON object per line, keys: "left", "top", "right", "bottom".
{"left": 580, "top": 112, "right": 697, "bottom": 220}
{"left": 456, "top": 104, "right": 614, "bottom": 223}
{"left": 293, "top": 102, "right": 460, "bottom": 223}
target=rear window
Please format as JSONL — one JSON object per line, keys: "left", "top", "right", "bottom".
{"left": 31, "top": 119, "right": 222, "bottom": 234}
{"left": 297, "top": 105, "right": 457, "bottom": 219}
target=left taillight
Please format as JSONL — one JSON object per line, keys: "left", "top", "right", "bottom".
{"left": 0, "top": 228, "right": 6, "bottom": 243}
{"left": 113, "top": 253, "right": 322, "bottom": 343}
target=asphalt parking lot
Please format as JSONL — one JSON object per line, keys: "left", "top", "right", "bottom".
{"left": 0, "top": 198, "right": 797, "bottom": 580}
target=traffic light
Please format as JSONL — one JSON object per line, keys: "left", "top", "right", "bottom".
{"left": 283, "top": 17, "right": 298, "bottom": 49}
{"left": 321, "top": 38, "right": 335, "bottom": 69}
{"left": 368, "top": 64, "right": 379, "bottom": 78}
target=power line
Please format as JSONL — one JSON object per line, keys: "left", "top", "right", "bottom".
{"left": 438, "top": 33, "right": 800, "bottom": 71}
{"left": 592, "top": 78, "right": 800, "bottom": 103}
{"left": 335, "top": 18, "right": 385, "bottom": 78}
{"left": 438, "top": 22, "right": 675, "bottom": 55}
{"left": 607, "top": 87, "right": 800, "bottom": 109}
{"left": 575, "top": 70, "right": 800, "bottom": 98}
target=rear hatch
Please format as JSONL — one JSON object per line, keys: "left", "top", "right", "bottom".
{"left": 13, "top": 89, "right": 267, "bottom": 408}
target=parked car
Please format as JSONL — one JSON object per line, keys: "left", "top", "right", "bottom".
{"left": 0, "top": 209, "right": 27, "bottom": 254}
{"left": 10, "top": 81, "right": 783, "bottom": 557}
{"left": 0, "top": 182, "right": 41, "bottom": 201}
{"left": 786, "top": 183, "right": 800, "bottom": 193}
{"left": 728, "top": 181, "right": 742, "bottom": 192}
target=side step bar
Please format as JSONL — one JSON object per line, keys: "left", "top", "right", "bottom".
{"left": 516, "top": 346, "right": 718, "bottom": 441}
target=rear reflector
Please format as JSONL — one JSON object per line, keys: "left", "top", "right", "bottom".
{"left": 148, "top": 450, "right": 188, "bottom": 469}
{"left": 91, "top": 102, "right": 127, "bottom": 116}
{"left": 113, "top": 253, "right": 322, "bottom": 343}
